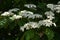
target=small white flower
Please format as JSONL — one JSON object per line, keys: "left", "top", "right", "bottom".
{"left": 20, "top": 26, "right": 25, "bottom": 32}
{"left": 54, "top": 6, "right": 60, "bottom": 10}
{"left": 58, "top": 1, "right": 60, "bottom": 4}
{"left": 53, "top": 23, "right": 56, "bottom": 27}
{"left": 28, "top": 14, "right": 42, "bottom": 19}
{"left": 56, "top": 10, "right": 60, "bottom": 13}
{"left": 43, "top": 19, "right": 53, "bottom": 27}
{"left": 47, "top": 15, "right": 55, "bottom": 20}
{"left": 24, "top": 22, "right": 39, "bottom": 28}
{"left": 8, "top": 8, "right": 19, "bottom": 12}
{"left": 45, "top": 11, "right": 54, "bottom": 16}
{"left": 19, "top": 10, "right": 33, "bottom": 15}
{"left": 10, "top": 14, "right": 22, "bottom": 20}
{"left": 34, "top": 14, "right": 42, "bottom": 18}
{"left": 29, "top": 22, "right": 39, "bottom": 28}
{"left": 21, "top": 13, "right": 33, "bottom": 18}
{"left": 8, "top": 33, "right": 11, "bottom": 35}
{"left": 19, "top": 10, "right": 34, "bottom": 18}
{"left": 28, "top": 14, "right": 35, "bottom": 19}
{"left": 24, "top": 4, "right": 36, "bottom": 8}
{"left": 53, "top": 5, "right": 60, "bottom": 13}
{"left": 47, "top": 4, "right": 54, "bottom": 11}
{"left": 39, "top": 19, "right": 56, "bottom": 27}
{"left": 1, "top": 12, "right": 14, "bottom": 16}
{"left": 45, "top": 11, "right": 55, "bottom": 20}
{"left": 20, "top": 22, "right": 39, "bottom": 31}
{"left": 38, "top": 20, "right": 43, "bottom": 26}
{"left": 55, "top": 5, "right": 60, "bottom": 7}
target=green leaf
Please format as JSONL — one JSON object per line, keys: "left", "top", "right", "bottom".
{"left": 21, "top": 30, "right": 40, "bottom": 40}
{"left": 14, "top": 0, "right": 20, "bottom": 4}
{"left": 15, "top": 37, "right": 19, "bottom": 40}
{"left": 0, "top": 18, "right": 8, "bottom": 28}
{"left": 24, "top": 30, "right": 34, "bottom": 40}
{"left": 45, "top": 28, "right": 54, "bottom": 40}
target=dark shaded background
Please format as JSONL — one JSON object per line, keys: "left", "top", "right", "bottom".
{"left": 0, "top": 0, "right": 60, "bottom": 11}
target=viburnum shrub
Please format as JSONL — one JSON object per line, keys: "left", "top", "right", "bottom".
{"left": 0, "top": 1, "right": 60, "bottom": 40}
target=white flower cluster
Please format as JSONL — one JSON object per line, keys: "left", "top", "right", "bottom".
{"left": 28, "top": 14, "right": 42, "bottom": 19}
{"left": 0, "top": 8, "right": 22, "bottom": 20}
{"left": 24, "top": 4, "right": 36, "bottom": 8}
{"left": 1, "top": 12, "right": 22, "bottom": 21}
{"left": 38, "top": 19, "right": 56, "bottom": 27}
{"left": 20, "top": 22, "right": 39, "bottom": 31}
{"left": 45, "top": 11, "right": 55, "bottom": 20}
{"left": 10, "top": 14, "right": 22, "bottom": 20}
{"left": 43, "top": 11, "right": 56, "bottom": 27}
{"left": 47, "top": 1, "right": 60, "bottom": 13}
{"left": 19, "top": 10, "right": 33, "bottom": 15}
{"left": 58, "top": 1, "right": 60, "bottom": 4}
{"left": 20, "top": 19, "right": 56, "bottom": 31}
{"left": 19, "top": 10, "right": 43, "bottom": 19}
{"left": 1, "top": 12, "right": 14, "bottom": 16}
{"left": 1, "top": 8, "right": 19, "bottom": 16}
{"left": 1, "top": 10, "right": 42, "bottom": 20}
{"left": 8, "top": 8, "right": 20, "bottom": 12}
{"left": 54, "top": 5, "right": 60, "bottom": 13}
{"left": 47, "top": 4, "right": 54, "bottom": 11}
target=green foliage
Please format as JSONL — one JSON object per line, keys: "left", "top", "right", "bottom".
{"left": 21, "top": 30, "right": 40, "bottom": 40}
{"left": 18, "top": 18, "right": 28, "bottom": 26}
{"left": 45, "top": 28, "right": 54, "bottom": 40}
{"left": 0, "top": 17, "right": 8, "bottom": 28}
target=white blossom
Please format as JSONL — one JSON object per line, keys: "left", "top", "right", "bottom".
{"left": 43, "top": 19, "right": 53, "bottom": 27}
{"left": 8, "top": 8, "right": 19, "bottom": 12}
{"left": 24, "top": 22, "right": 39, "bottom": 28}
{"left": 45, "top": 11, "right": 54, "bottom": 16}
{"left": 19, "top": 10, "right": 33, "bottom": 15}
{"left": 54, "top": 5, "right": 60, "bottom": 13}
{"left": 56, "top": 10, "right": 60, "bottom": 13}
{"left": 28, "top": 14, "right": 42, "bottom": 19}
{"left": 21, "top": 13, "right": 33, "bottom": 18}
{"left": 8, "top": 33, "right": 11, "bottom": 35}
{"left": 33, "top": 14, "right": 42, "bottom": 18}
{"left": 45, "top": 11, "right": 55, "bottom": 20}
{"left": 10, "top": 14, "right": 22, "bottom": 20}
{"left": 19, "top": 10, "right": 34, "bottom": 18}
{"left": 24, "top": 4, "right": 36, "bottom": 8}
{"left": 1, "top": 12, "right": 14, "bottom": 16}
{"left": 47, "top": 4, "right": 54, "bottom": 11}
{"left": 46, "top": 2, "right": 60, "bottom": 13}
{"left": 20, "top": 22, "right": 39, "bottom": 31}
{"left": 39, "top": 19, "right": 56, "bottom": 27}
{"left": 54, "top": 6, "right": 60, "bottom": 10}
{"left": 28, "top": 14, "right": 35, "bottom": 19}
{"left": 47, "top": 15, "right": 55, "bottom": 20}
{"left": 58, "top": 1, "right": 60, "bottom": 4}
{"left": 20, "top": 26, "right": 25, "bottom": 32}
{"left": 53, "top": 23, "right": 56, "bottom": 27}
